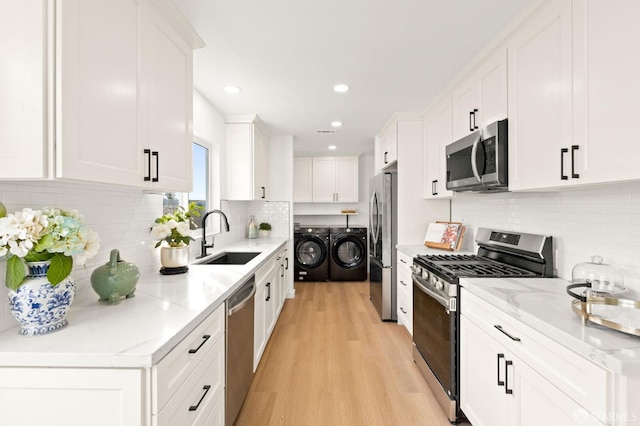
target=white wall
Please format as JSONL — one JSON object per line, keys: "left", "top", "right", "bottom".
{"left": 451, "top": 181, "right": 640, "bottom": 292}
{"left": 293, "top": 152, "right": 374, "bottom": 228}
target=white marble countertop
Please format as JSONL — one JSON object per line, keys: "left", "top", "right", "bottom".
{"left": 0, "top": 238, "right": 287, "bottom": 369}
{"left": 461, "top": 277, "right": 640, "bottom": 375}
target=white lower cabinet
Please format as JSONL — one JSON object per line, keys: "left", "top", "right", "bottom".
{"left": 254, "top": 258, "right": 277, "bottom": 371}
{"left": 0, "top": 367, "right": 144, "bottom": 426}
{"left": 460, "top": 288, "right": 607, "bottom": 426}
{"left": 153, "top": 303, "right": 226, "bottom": 426}
{"left": 396, "top": 251, "right": 413, "bottom": 335}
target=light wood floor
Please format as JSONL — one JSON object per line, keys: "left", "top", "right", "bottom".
{"left": 236, "top": 280, "right": 454, "bottom": 426}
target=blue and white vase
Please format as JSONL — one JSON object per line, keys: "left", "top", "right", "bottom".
{"left": 7, "top": 261, "right": 76, "bottom": 336}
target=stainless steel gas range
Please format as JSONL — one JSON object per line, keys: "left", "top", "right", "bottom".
{"left": 411, "top": 228, "right": 554, "bottom": 423}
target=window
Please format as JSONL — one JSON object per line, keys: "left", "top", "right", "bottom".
{"left": 189, "top": 142, "right": 209, "bottom": 227}
{"left": 162, "top": 142, "right": 209, "bottom": 222}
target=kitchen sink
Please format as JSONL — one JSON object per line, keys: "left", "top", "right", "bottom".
{"left": 197, "top": 252, "right": 261, "bottom": 265}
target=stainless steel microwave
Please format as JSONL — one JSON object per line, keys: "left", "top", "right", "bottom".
{"left": 445, "top": 119, "right": 508, "bottom": 192}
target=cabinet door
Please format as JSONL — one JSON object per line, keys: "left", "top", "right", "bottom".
{"left": 452, "top": 78, "right": 479, "bottom": 140}
{"left": 572, "top": 0, "right": 640, "bottom": 186}
{"left": 477, "top": 49, "right": 507, "bottom": 128}
{"left": 0, "top": 367, "right": 143, "bottom": 426}
{"left": 225, "top": 123, "right": 253, "bottom": 200}
{"left": 424, "top": 100, "right": 454, "bottom": 199}
{"left": 253, "top": 280, "right": 266, "bottom": 371}
{"left": 382, "top": 124, "right": 398, "bottom": 167}
{"left": 293, "top": 157, "right": 313, "bottom": 202}
{"left": 56, "top": 0, "right": 144, "bottom": 186}
{"left": 253, "top": 123, "right": 269, "bottom": 200}
{"left": 335, "top": 156, "right": 359, "bottom": 202}
{"left": 460, "top": 315, "right": 515, "bottom": 426}
{"left": 507, "top": 0, "right": 573, "bottom": 191}
{"left": 312, "top": 157, "right": 336, "bottom": 202}
{"left": 422, "top": 113, "right": 440, "bottom": 199}
{"left": 0, "top": 1, "right": 49, "bottom": 179}
{"left": 146, "top": 9, "right": 193, "bottom": 193}
{"left": 516, "top": 360, "right": 602, "bottom": 426}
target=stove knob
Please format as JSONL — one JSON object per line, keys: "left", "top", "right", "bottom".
{"left": 422, "top": 270, "right": 429, "bottom": 280}
{"left": 429, "top": 275, "right": 437, "bottom": 286}
{"left": 436, "top": 281, "right": 444, "bottom": 291}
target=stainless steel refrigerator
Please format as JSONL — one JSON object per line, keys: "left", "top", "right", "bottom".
{"left": 369, "top": 171, "right": 397, "bottom": 321}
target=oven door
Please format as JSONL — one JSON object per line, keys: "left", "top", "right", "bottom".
{"left": 412, "top": 275, "right": 457, "bottom": 396}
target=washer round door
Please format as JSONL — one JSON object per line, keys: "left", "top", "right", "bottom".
{"left": 332, "top": 236, "right": 366, "bottom": 269}
{"left": 295, "top": 236, "right": 327, "bottom": 268}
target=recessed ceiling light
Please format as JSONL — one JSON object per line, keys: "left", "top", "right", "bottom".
{"left": 328, "top": 145, "right": 337, "bottom": 150}
{"left": 333, "top": 84, "right": 350, "bottom": 93}
{"left": 331, "top": 121, "right": 342, "bottom": 128}
{"left": 224, "top": 85, "right": 241, "bottom": 94}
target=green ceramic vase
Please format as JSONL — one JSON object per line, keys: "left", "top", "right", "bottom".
{"left": 90, "top": 249, "right": 139, "bottom": 304}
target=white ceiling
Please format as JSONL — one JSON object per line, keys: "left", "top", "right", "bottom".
{"left": 174, "top": 0, "right": 532, "bottom": 154}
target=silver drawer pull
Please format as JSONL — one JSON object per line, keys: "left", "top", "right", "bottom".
{"left": 188, "top": 335, "right": 211, "bottom": 354}
{"left": 189, "top": 385, "right": 211, "bottom": 411}
{"left": 494, "top": 325, "right": 521, "bottom": 342}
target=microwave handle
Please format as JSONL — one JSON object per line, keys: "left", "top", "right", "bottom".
{"left": 471, "top": 134, "right": 482, "bottom": 182}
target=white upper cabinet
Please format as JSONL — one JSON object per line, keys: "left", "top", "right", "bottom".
{"left": 375, "top": 119, "right": 398, "bottom": 171}
{"left": 571, "top": 0, "right": 640, "bottom": 186}
{"left": 293, "top": 156, "right": 313, "bottom": 202}
{"left": 507, "top": 0, "right": 573, "bottom": 191}
{"left": 224, "top": 115, "right": 270, "bottom": 201}
{"left": 423, "top": 98, "right": 454, "bottom": 199}
{"left": 0, "top": 0, "right": 202, "bottom": 191}
{"left": 452, "top": 48, "right": 507, "bottom": 141}
{"left": 143, "top": 5, "right": 196, "bottom": 192}
{"left": 0, "top": 1, "right": 50, "bottom": 179}
{"left": 311, "top": 156, "right": 359, "bottom": 203}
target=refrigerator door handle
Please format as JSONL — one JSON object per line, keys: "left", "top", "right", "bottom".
{"left": 369, "top": 190, "right": 379, "bottom": 248}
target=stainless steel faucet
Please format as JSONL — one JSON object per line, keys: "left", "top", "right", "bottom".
{"left": 199, "top": 209, "right": 230, "bottom": 258}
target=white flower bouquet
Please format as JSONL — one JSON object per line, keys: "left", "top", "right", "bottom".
{"left": 0, "top": 207, "right": 100, "bottom": 290}
{"left": 151, "top": 203, "right": 203, "bottom": 248}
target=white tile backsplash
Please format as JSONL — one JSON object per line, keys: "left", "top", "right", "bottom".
{"left": 0, "top": 181, "right": 164, "bottom": 332}
{"left": 452, "top": 181, "right": 640, "bottom": 291}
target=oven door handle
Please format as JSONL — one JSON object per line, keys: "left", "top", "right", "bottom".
{"left": 413, "top": 276, "right": 451, "bottom": 310}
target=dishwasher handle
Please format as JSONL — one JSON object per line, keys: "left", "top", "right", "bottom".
{"left": 228, "top": 281, "right": 256, "bottom": 316}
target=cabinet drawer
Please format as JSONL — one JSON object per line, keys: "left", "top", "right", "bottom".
{"left": 397, "top": 284, "right": 412, "bottom": 334}
{"left": 154, "top": 334, "right": 225, "bottom": 426}
{"left": 397, "top": 265, "right": 413, "bottom": 334}
{"left": 462, "top": 289, "right": 609, "bottom": 413}
{"left": 397, "top": 251, "right": 413, "bottom": 271}
{"left": 153, "top": 304, "right": 225, "bottom": 413}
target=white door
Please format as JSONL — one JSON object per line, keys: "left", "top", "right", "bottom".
{"left": 572, "top": 0, "right": 640, "bottom": 186}
{"left": 507, "top": 0, "right": 573, "bottom": 191}
{"left": 0, "top": 1, "right": 49, "bottom": 179}
{"left": 293, "top": 157, "right": 313, "bottom": 202}
{"left": 335, "top": 156, "right": 359, "bottom": 202}
{"left": 56, "top": 0, "right": 144, "bottom": 186}
{"left": 312, "top": 157, "right": 337, "bottom": 202}
{"left": 146, "top": 10, "right": 193, "bottom": 193}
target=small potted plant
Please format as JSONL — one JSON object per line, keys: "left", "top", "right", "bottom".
{"left": 151, "top": 202, "right": 203, "bottom": 271}
{"left": 258, "top": 222, "right": 272, "bottom": 238}
{"left": 0, "top": 207, "right": 100, "bottom": 335}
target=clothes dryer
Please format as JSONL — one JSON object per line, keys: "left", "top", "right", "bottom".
{"left": 294, "top": 226, "right": 330, "bottom": 281}
{"left": 329, "top": 227, "right": 368, "bottom": 281}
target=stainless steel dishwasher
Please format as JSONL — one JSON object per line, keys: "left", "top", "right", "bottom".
{"left": 226, "top": 276, "right": 256, "bottom": 426}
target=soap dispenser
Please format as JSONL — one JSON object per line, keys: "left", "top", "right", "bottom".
{"left": 247, "top": 215, "right": 258, "bottom": 239}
